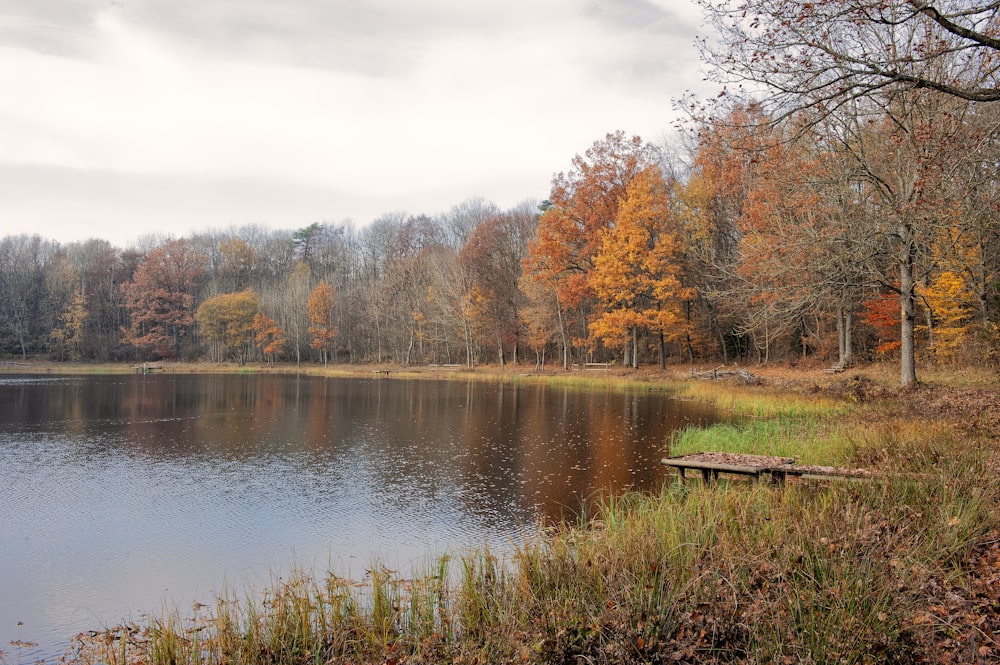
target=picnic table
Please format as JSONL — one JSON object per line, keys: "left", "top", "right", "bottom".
{"left": 662, "top": 452, "right": 872, "bottom": 484}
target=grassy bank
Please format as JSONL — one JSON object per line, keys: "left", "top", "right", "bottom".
{"left": 43, "top": 365, "right": 1000, "bottom": 663}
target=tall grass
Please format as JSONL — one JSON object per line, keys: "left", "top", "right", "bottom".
{"left": 672, "top": 378, "right": 850, "bottom": 419}
{"left": 512, "top": 371, "right": 667, "bottom": 393}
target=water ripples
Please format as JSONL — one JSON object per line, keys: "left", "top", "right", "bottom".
{"left": 0, "top": 373, "right": 722, "bottom": 659}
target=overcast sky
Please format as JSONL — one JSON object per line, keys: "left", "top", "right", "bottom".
{"left": 0, "top": 0, "right": 712, "bottom": 247}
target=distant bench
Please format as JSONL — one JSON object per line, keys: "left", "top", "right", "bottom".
{"left": 572, "top": 362, "right": 611, "bottom": 371}
{"left": 133, "top": 363, "right": 163, "bottom": 374}
{"left": 662, "top": 452, "right": 872, "bottom": 485}
{"left": 429, "top": 364, "right": 463, "bottom": 370}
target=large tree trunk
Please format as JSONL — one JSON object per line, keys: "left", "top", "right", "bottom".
{"left": 16, "top": 321, "right": 26, "bottom": 359}
{"left": 631, "top": 326, "right": 638, "bottom": 369}
{"left": 707, "top": 300, "right": 728, "bottom": 364}
{"left": 557, "top": 300, "right": 569, "bottom": 370}
{"left": 463, "top": 318, "right": 474, "bottom": 368}
{"left": 836, "top": 305, "right": 854, "bottom": 367}
{"left": 843, "top": 309, "right": 853, "bottom": 366}
{"left": 899, "top": 222, "right": 917, "bottom": 387}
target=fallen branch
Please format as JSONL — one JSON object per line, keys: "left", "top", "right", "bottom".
{"left": 690, "top": 366, "right": 760, "bottom": 384}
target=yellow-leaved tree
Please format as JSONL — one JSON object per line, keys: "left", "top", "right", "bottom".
{"left": 49, "top": 290, "right": 89, "bottom": 361}
{"left": 196, "top": 289, "right": 261, "bottom": 365}
{"left": 919, "top": 271, "right": 975, "bottom": 364}
{"left": 589, "top": 167, "right": 691, "bottom": 368}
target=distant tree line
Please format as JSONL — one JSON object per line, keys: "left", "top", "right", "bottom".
{"left": 2, "top": 112, "right": 1000, "bottom": 381}
{"left": 4, "top": 3, "right": 1000, "bottom": 384}
{"left": 0, "top": 199, "right": 541, "bottom": 368}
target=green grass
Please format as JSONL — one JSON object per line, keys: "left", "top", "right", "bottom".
{"left": 662, "top": 377, "right": 858, "bottom": 465}
{"left": 668, "top": 418, "right": 853, "bottom": 465}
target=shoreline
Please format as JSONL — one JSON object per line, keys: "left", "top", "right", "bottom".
{"left": 5, "top": 360, "right": 1000, "bottom": 664}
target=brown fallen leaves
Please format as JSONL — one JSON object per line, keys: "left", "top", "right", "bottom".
{"left": 907, "top": 530, "right": 1000, "bottom": 664}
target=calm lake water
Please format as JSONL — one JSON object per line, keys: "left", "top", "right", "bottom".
{"left": 0, "top": 373, "right": 721, "bottom": 660}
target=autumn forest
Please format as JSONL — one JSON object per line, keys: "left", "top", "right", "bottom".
{"left": 3, "top": 1, "right": 999, "bottom": 388}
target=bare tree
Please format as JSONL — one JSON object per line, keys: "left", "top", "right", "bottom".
{"left": 442, "top": 197, "right": 500, "bottom": 249}
{"left": 698, "top": 0, "right": 1000, "bottom": 117}
{"left": 0, "top": 235, "right": 57, "bottom": 358}
{"left": 696, "top": 0, "right": 1000, "bottom": 384}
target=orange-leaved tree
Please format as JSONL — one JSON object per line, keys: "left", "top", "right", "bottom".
{"left": 589, "top": 167, "right": 690, "bottom": 368}
{"left": 860, "top": 289, "right": 901, "bottom": 356}
{"left": 734, "top": 124, "right": 871, "bottom": 364}
{"left": 523, "top": 131, "right": 661, "bottom": 367}
{"left": 458, "top": 205, "right": 536, "bottom": 367}
{"left": 307, "top": 280, "right": 337, "bottom": 366}
{"left": 49, "top": 290, "right": 88, "bottom": 361}
{"left": 253, "top": 312, "right": 286, "bottom": 366}
{"left": 121, "top": 239, "right": 206, "bottom": 359}
{"left": 675, "top": 105, "right": 770, "bottom": 363}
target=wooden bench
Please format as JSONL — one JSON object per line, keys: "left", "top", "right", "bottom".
{"left": 825, "top": 361, "right": 847, "bottom": 374}
{"left": 662, "top": 452, "right": 872, "bottom": 484}
{"left": 573, "top": 362, "right": 611, "bottom": 371}
{"left": 133, "top": 363, "right": 163, "bottom": 374}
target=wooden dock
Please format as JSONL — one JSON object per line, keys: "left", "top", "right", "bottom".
{"left": 662, "top": 452, "right": 872, "bottom": 484}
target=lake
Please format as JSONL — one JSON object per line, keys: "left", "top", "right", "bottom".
{"left": 0, "top": 373, "right": 721, "bottom": 660}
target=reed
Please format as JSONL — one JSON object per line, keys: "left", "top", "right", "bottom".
{"left": 511, "top": 371, "right": 666, "bottom": 393}
{"left": 671, "top": 377, "right": 849, "bottom": 419}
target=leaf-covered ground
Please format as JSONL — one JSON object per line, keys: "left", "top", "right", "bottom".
{"left": 797, "top": 373, "right": 1000, "bottom": 663}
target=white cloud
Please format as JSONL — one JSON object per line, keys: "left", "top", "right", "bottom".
{"left": 0, "top": 0, "right": 711, "bottom": 245}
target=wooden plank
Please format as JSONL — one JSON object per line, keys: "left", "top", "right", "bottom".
{"left": 661, "top": 453, "right": 872, "bottom": 483}
{"left": 662, "top": 459, "right": 770, "bottom": 475}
